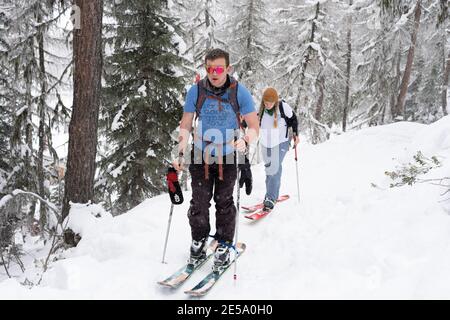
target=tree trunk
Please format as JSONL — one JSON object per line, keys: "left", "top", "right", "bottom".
{"left": 191, "top": 30, "right": 198, "bottom": 69}
{"left": 62, "top": 0, "right": 103, "bottom": 245}
{"left": 37, "top": 13, "right": 47, "bottom": 230}
{"left": 25, "top": 62, "right": 33, "bottom": 183}
{"left": 438, "top": 0, "right": 448, "bottom": 115}
{"left": 244, "top": 0, "right": 254, "bottom": 78}
{"left": 389, "top": 45, "right": 402, "bottom": 122}
{"left": 24, "top": 40, "right": 38, "bottom": 229}
{"left": 295, "top": 1, "right": 320, "bottom": 114}
{"left": 342, "top": 0, "right": 353, "bottom": 132}
{"left": 205, "top": 0, "right": 212, "bottom": 49}
{"left": 393, "top": 0, "right": 422, "bottom": 120}
{"left": 442, "top": 49, "right": 449, "bottom": 116}
{"left": 312, "top": 75, "right": 325, "bottom": 145}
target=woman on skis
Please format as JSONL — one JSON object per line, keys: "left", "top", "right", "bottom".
{"left": 258, "top": 87, "right": 299, "bottom": 212}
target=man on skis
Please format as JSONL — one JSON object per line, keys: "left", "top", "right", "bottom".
{"left": 172, "top": 48, "right": 259, "bottom": 270}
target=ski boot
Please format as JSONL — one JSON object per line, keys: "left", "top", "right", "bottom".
{"left": 189, "top": 237, "right": 208, "bottom": 266}
{"left": 263, "top": 197, "right": 275, "bottom": 212}
{"left": 213, "top": 241, "right": 232, "bottom": 273}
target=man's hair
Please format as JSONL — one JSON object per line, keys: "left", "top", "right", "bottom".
{"left": 204, "top": 48, "right": 230, "bottom": 67}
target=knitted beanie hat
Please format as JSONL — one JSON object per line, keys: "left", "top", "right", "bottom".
{"left": 262, "top": 87, "right": 279, "bottom": 103}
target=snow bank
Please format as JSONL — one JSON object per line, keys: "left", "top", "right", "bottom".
{"left": 1, "top": 117, "right": 450, "bottom": 299}
{"left": 408, "top": 115, "right": 450, "bottom": 157}
{"left": 64, "top": 202, "right": 113, "bottom": 237}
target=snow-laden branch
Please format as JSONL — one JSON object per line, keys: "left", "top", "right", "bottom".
{"left": 307, "top": 110, "right": 333, "bottom": 135}
{"left": 11, "top": 189, "right": 59, "bottom": 214}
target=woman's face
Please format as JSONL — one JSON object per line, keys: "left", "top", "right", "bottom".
{"left": 264, "top": 101, "right": 275, "bottom": 110}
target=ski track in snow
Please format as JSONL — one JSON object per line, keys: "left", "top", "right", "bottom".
{"left": 1, "top": 117, "right": 450, "bottom": 299}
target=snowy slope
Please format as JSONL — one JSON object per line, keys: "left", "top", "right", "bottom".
{"left": 1, "top": 116, "right": 450, "bottom": 299}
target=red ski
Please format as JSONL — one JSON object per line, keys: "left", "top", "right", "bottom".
{"left": 241, "top": 194, "right": 289, "bottom": 213}
{"left": 244, "top": 208, "right": 272, "bottom": 221}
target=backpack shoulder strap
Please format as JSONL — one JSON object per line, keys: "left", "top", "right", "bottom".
{"left": 279, "top": 100, "right": 286, "bottom": 120}
{"left": 195, "top": 79, "right": 208, "bottom": 119}
{"left": 228, "top": 78, "right": 242, "bottom": 129}
{"left": 228, "top": 79, "right": 240, "bottom": 115}
{"left": 279, "top": 100, "right": 290, "bottom": 138}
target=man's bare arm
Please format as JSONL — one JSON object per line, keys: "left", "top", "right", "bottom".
{"left": 235, "top": 111, "right": 259, "bottom": 151}
{"left": 243, "top": 111, "right": 259, "bottom": 144}
{"left": 173, "top": 112, "right": 194, "bottom": 171}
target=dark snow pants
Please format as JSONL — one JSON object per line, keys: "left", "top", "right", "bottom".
{"left": 188, "top": 160, "right": 237, "bottom": 243}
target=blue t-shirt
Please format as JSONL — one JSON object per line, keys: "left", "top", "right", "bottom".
{"left": 184, "top": 82, "right": 255, "bottom": 155}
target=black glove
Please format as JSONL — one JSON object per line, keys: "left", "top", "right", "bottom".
{"left": 238, "top": 161, "right": 252, "bottom": 195}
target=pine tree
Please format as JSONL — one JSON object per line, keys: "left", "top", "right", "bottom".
{"left": 0, "top": 63, "right": 11, "bottom": 190}
{"left": 0, "top": 98, "right": 12, "bottom": 196}
{"left": 373, "top": 0, "right": 423, "bottom": 121}
{"left": 62, "top": 0, "right": 104, "bottom": 247}
{"left": 176, "top": 0, "right": 222, "bottom": 71}
{"left": 342, "top": 0, "right": 353, "bottom": 132}
{"left": 353, "top": 1, "right": 405, "bottom": 126}
{"left": 2, "top": 0, "right": 71, "bottom": 231}
{"left": 222, "top": 0, "right": 270, "bottom": 95}
{"left": 408, "top": 5, "right": 443, "bottom": 124}
{"left": 364, "top": 0, "right": 447, "bottom": 124}
{"left": 393, "top": 0, "right": 422, "bottom": 120}
{"left": 270, "top": 0, "right": 345, "bottom": 144}
{"left": 437, "top": 0, "right": 449, "bottom": 116}
{"left": 0, "top": 5, "right": 12, "bottom": 180}
{"left": 100, "top": 0, "right": 187, "bottom": 215}
{"left": 414, "top": 0, "right": 450, "bottom": 123}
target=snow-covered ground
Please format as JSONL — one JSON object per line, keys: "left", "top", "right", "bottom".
{"left": 1, "top": 116, "right": 450, "bottom": 299}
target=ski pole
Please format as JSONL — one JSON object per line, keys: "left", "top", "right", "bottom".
{"left": 294, "top": 136, "right": 300, "bottom": 203}
{"left": 161, "top": 203, "right": 174, "bottom": 264}
{"left": 250, "top": 140, "right": 260, "bottom": 165}
{"left": 234, "top": 134, "right": 241, "bottom": 281}
{"left": 161, "top": 158, "right": 184, "bottom": 264}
